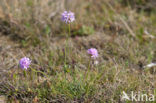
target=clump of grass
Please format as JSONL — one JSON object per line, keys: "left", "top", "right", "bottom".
{"left": 0, "top": 0, "right": 156, "bottom": 102}
{"left": 72, "top": 25, "right": 95, "bottom": 37}
{"left": 120, "top": 0, "right": 156, "bottom": 13}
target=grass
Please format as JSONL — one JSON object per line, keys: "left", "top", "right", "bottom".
{"left": 0, "top": 0, "right": 156, "bottom": 102}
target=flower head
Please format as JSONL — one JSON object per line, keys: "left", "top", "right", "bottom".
{"left": 19, "top": 57, "right": 31, "bottom": 70}
{"left": 87, "top": 48, "right": 98, "bottom": 59}
{"left": 61, "top": 11, "right": 75, "bottom": 23}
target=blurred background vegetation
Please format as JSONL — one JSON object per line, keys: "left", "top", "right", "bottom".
{"left": 0, "top": 0, "right": 156, "bottom": 102}
{"left": 0, "top": 0, "right": 156, "bottom": 46}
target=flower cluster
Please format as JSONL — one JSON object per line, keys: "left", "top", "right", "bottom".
{"left": 87, "top": 48, "right": 98, "bottom": 59}
{"left": 61, "top": 11, "right": 75, "bottom": 23}
{"left": 19, "top": 57, "right": 31, "bottom": 70}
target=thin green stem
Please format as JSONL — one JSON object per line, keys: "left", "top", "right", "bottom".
{"left": 68, "top": 24, "right": 71, "bottom": 37}
{"left": 85, "top": 60, "right": 92, "bottom": 96}
{"left": 64, "top": 24, "right": 71, "bottom": 66}
{"left": 23, "top": 70, "right": 27, "bottom": 77}
{"left": 64, "top": 24, "right": 71, "bottom": 79}
{"left": 65, "top": 45, "right": 67, "bottom": 65}
{"left": 86, "top": 60, "right": 91, "bottom": 81}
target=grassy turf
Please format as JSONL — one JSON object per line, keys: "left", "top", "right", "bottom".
{"left": 0, "top": 0, "right": 155, "bottom": 102}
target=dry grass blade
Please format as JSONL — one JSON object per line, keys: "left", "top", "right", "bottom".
{"left": 104, "top": 0, "right": 136, "bottom": 38}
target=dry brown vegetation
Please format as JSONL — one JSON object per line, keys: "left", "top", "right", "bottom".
{"left": 0, "top": 0, "right": 156, "bottom": 102}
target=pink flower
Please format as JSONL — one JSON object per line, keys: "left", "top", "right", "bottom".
{"left": 61, "top": 11, "right": 75, "bottom": 23}
{"left": 19, "top": 57, "right": 31, "bottom": 70}
{"left": 87, "top": 48, "right": 98, "bottom": 59}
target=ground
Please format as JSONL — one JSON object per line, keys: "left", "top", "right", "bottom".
{"left": 0, "top": 0, "right": 156, "bottom": 102}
